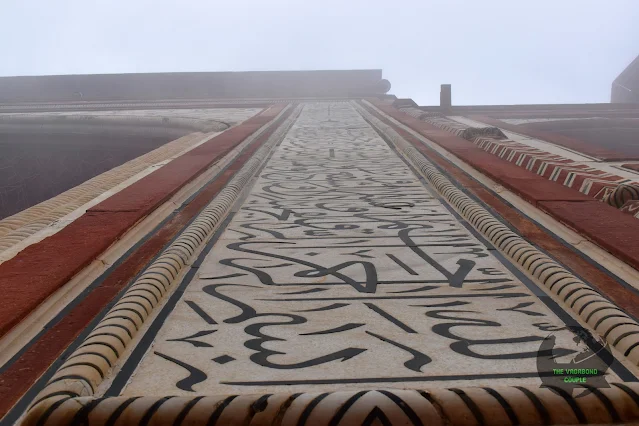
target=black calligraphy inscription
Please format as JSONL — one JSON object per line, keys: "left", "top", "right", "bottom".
{"left": 167, "top": 330, "right": 216, "bottom": 348}
{"left": 154, "top": 352, "right": 207, "bottom": 392}
{"left": 184, "top": 300, "right": 217, "bottom": 324}
{"left": 122, "top": 103, "right": 621, "bottom": 396}
{"left": 366, "top": 331, "right": 432, "bottom": 372}
{"left": 497, "top": 302, "right": 546, "bottom": 317}
{"left": 427, "top": 310, "right": 574, "bottom": 360}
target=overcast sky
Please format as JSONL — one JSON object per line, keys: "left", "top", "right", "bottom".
{"left": 0, "top": 0, "right": 637, "bottom": 105}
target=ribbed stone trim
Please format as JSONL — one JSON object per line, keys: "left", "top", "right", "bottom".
{"left": 355, "top": 100, "right": 639, "bottom": 365}
{"left": 23, "top": 104, "right": 301, "bottom": 420}
{"left": 22, "top": 384, "right": 639, "bottom": 426}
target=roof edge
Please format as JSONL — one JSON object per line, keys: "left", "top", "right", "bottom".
{"left": 0, "top": 70, "right": 391, "bottom": 103}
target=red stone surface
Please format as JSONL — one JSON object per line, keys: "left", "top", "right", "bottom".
{"left": 91, "top": 107, "right": 283, "bottom": 214}
{"left": 361, "top": 99, "right": 639, "bottom": 321}
{"left": 418, "top": 103, "right": 639, "bottom": 119}
{"left": 499, "top": 178, "right": 593, "bottom": 205}
{"left": 472, "top": 115, "right": 637, "bottom": 161}
{"left": 0, "top": 104, "right": 294, "bottom": 420}
{"left": 366, "top": 99, "right": 639, "bottom": 271}
{"left": 538, "top": 200, "right": 639, "bottom": 268}
{"left": 525, "top": 118, "right": 639, "bottom": 160}
{"left": 369, "top": 103, "right": 592, "bottom": 206}
{"left": 0, "top": 105, "right": 285, "bottom": 341}
{"left": 0, "top": 211, "right": 141, "bottom": 337}
{"left": 623, "top": 163, "right": 639, "bottom": 172}
{"left": 459, "top": 109, "right": 639, "bottom": 120}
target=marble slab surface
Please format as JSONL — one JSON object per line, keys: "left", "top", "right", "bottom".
{"left": 120, "top": 103, "right": 621, "bottom": 396}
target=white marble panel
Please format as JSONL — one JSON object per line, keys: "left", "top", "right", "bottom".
{"left": 121, "top": 103, "right": 622, "bottom": 397}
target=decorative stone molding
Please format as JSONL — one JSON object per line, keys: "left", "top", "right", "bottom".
{"left": 16, "top": 100, "right": 639, "bottom": 426}
{"left": 605, "top": 184, "right": 639, "bottom": 208}
{"left": 22, "top": 384, "right": 639, "bottom": 425}
{"left": 356, "top": 100, "right": 639, "bottom": 364}
{"left": 399, "top": 106, "right": 639, "bottom": 207}
{"left": 23, "top": 105, "right": 301, "bottom": 421}
{"left": 459, "top": 126, "right": 507, "bottom": 141}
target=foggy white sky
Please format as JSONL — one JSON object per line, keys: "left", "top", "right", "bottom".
{"left": 0, "top": 0, "right": 637, "bottom": 105}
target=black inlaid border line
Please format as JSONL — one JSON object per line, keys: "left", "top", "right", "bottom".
{"left": 223, "top": 371, "right": 544, "bottom": 386}
{"left": 297, "top": 392, "right": 329, "bottom": 426}
{"left": 0, "top": 103, "right": 293, "bottom": 376}
{"left": 104, "top": 104, "right": 301, "bottom": 396}
{"left": 355, "top": 100, "right": 637, "bottom": 383}
{"left": 359, "top": 100, "right": 639, "bottom": 307}
{"left": 104, "top": 213, "right": 236, "bottom": 396}
{"left": 0, "top": 104, "right": 298, "bottom": 426}
{"left": 364, "top": 303, "right": 417, "bottom": 333}
{"left": 386, "top": 253, "right": 419, "bottom": 275}
{"left": 1, "top": 213, "right": 238, "bottom": 426}
{"left": 357, "top": 101, "right": 626, "bottom": 304}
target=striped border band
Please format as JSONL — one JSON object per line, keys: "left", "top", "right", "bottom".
{"left": 22, "top": 104, "right": 302, "bottom": 422}
{"left": 355, "top": 100, "right": 639, "bottom": 365}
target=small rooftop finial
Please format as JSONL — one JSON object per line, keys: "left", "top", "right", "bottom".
{"left": 440, "top": 84, "right": 452, "bottom": 110}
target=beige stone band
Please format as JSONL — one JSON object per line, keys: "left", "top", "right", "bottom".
{"left": 355, "top": 100, "right": 639, "bottom": 365}
{"left": 22, "top": 383, "right": 639, "bottom": 425}
{"left": 23, "top": 105, "right": 301, "bottom": 421}
{"left": 0, "top": 132, "right": 207, "bottom": 254}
